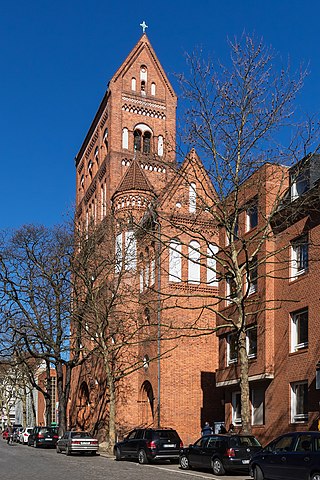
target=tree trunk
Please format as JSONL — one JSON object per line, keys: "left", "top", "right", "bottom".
{"left": 238, "top": 329, "right": 251, "bottom": 434}
{"left": 56, "top": 361, "right": 72, "bottom": 436}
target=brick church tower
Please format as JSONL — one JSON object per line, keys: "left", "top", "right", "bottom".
{"left": 71, "top": 31, "right": 223, "bottom": 445}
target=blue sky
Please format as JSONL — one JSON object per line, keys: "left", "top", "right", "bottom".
{"left": 1, "top": 0, "right": 320, "bottom": 229}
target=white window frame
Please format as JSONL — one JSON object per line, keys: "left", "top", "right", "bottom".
{"left": 291, "top": 308, "right": 308, "bottom": 352}
{"left": 247, "top": 257, "right": 258, "bottom": 295}
{"left": 245, "top": 202, "right": 258, "bottom": 232}
{"left": 291, "top": 235, "right": 308, "bottom": 279}
{"left": 246, "top": 326, "right": 257, "bottom": 359}
{"left": 131, "top": 77, "right": 136, "bottom": 91}
{"left": 151, "top": 82, "right": 156, "bottom": 96}
{"left": 188, "top": 240, "right": 200, "bottom": 284}
{"left": 227, "top": 333, "right": 238, "bottom": 365}
{"left": 122, "top": 128, "right": 129, "bottom": 149}
{"left": 251, "top": 388, "right": 264, "bottom": 425}
{"left": 291, "top": 381, "right": 308, "bottom": 423}
{"left": 207, "top": 244, "right": 218, "bottom": 286}
{"left": 232, "top": 391, "right": 242, "bottom": 425}
{"left": 169, "top": 239, "right": 182, "bottom": 282}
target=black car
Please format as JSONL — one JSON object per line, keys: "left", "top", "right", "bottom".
{"left": 250, "top": 431, "right": 320, "bottom": 480}
{"left": 180, "top": 433, "right": 262, "bottom": 476}
{"left": 114, "top": 427, "right": 183, "bottom": 464}
{"left": 28, "top": 426, "right": 59, "bottom": 448}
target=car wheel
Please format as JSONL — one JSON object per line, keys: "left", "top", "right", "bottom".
{"left": 66, "top": 446, "right": 71, "bottom": 456}
{"left": 138, "top": 449, "right": 149, "bottom": 464}
{"left": 179, "top": 455, "right": 190, "bottom": 470}
{"left": 253, "top": 465, "right": 264, "bottom": 480}
{"left": 212, "top": 457, "right": 226, "bottom": 476}
{"left": 115, "top": 447, "right": 122, "bottom": 461}
{"left": 311, "top": 474, "right": 320, "bottom": 480}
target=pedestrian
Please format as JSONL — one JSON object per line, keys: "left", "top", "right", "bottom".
{"left": 201, "top": 421, "right": 213, "bottom": 436}
{"left": 7, "top": 426, "right": 13, "bottom": 445}
{"left": 228, "top": 423, "right": 235, "bottom": 433}
{"left": 219, "top": 424, "right": 227, "bottom": 434}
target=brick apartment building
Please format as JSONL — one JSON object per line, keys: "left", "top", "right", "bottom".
{"left": 70, "top": 32, "right": 320, "bottom": 446}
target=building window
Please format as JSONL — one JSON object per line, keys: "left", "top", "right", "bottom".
{"left": 158, "top": 135, "right": 163, "bottom": 156}
{"left": 124, "top": 231, "right": 136, "bottom": 271}
{"left": 139, "top": 253, "right": 144, "bottom": 293}
{"left": 88, "top": 160, "right": 93, "bottom": 178}
{"left": 151, "top": 82, "right": 156, "bottom": 96}
{"left": 150, "top": 254, "right": 156, "bottom": 286}
{"left": 246, "top": 201, "right": 258, "bottom": 231}
{"left": 207, "top": 244, "right": 218, "bottom": 286}
{"left": 189, "top": 182, "right": 196, "bottom": 213}
{"left": 131, "top": 77, "right": 136, "bottom": 91}
{"left": 122, "top": 128, "right": 129, "bottom": 149}
{"left": 291, "top": 381, "right": 308, "bottom": 423}
{"left": 169, "top": 239, "right": 182, "bottom": 282}
{"left": 140, "top": 65, "right": 147, "bottom": 81}
{"left": 246, "top": 325, "right": 257, "bottom": 359}
{"left": 134, "top": 130, "right": 142, "bottom": 151}
{"left": 188, "top": 240, "right": 200, "bottom": 284}
{"left": 247, "top": 256, "right": 258, "bottom": 295}
{"left": 94, "top": 146, "right": 99, "bottom": 163}
{"left": 141, "top": 80, "right": 146, "bottom": 95}
{"left": 226, "top": 275, "right": 237, "bottom": 302}
{"left": 134, "top": 125, "right": 152, "bottom": 153}
{"left": 232, "top": 391, "right": 241, "bottom": 425}
{"left": 227, "top": 332, "right": 238, "bottom": 365}
{"left": 143, "top": 131, "right": 151, "bottom": 154}
{"left": 251, "top": 388, "right": 264, "bottom": 425}
{"left": 291, "top": 168, "right": 309, "bottom": 201}
{"left": 291, "top": 234, "right": 308, "bottom": 279}
{"left": 115, "top": 233, "right": 123, "bottom": 273}
{"left": 226, "top": 215, "right": 239, "bottom": 246}
{"left": 103, "top": 128, "right": 108, "bottom": 150}
{"left": 291, "top": 308, "right": 308, "bottom": 352}
{"left": 80, "top": 174, "right": 84, "bottom": 189}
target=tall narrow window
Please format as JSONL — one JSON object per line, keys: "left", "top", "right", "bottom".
{"left": 189, "top": 183, "right": 196, "bottom": 213}
{"left": 150, "top": 255, "right": 156, "bottom": 286}
{"left": 115, "top": 233, "right": 123, "bottom": 273}
{"left": 226, "top": 275, "right": 237, "bottom": 302}
{"left": 125, "top": 231, "right": 136, "bottom": 271}
{"left": 144, "top": 248, "right": 150, "bottom": 288}
{"left": 291, "top": 381, "right": 308, "bottom": 422}
{"left": 227, "top": 332, "right": 238, "bottom": 365}
{"left": 103, "top": 128, "right": 108, "bottom": 150}
{"left": 139, "top": 253, "right": 144, "bottom": 293}
{"left": 151, "top": 82, "right": 156, "bottom": 96}
{"left": 143, "top": 131, "right": 151, "bottom": 154}
{"left": 232, "top": 391, "right": 241, "bottom": 425}
{"left": 122, "top": 128, "right": 129, "bottom": 149}
{"left": 131, "top": 77, "right": 136, "bottom": 91}
{"left": 141, "top": 80, "right": 146, "bottom": 95}
{"left": 158, "top": 135, "right": 163, "bottom": 156}
{"left": 291, "top": 308, "right": 308, "bottom": 352}
{"left": 291, "top": 168, "right": 309, "bottom": 201}
{"left": 251, "top": 388, "right": 264, "bottom": 425}
{"left": 169, "top": 239, "right": 182, "bottom": 282}
{"left": 247, "top": 256, "right": 258, "bottom": 295}
{"left": 207, "top": 244, "right": 218, "bottom": 286}
{"left": 291, "top": 234, "right": 308, "bottom": 279}
{"left": 246, "top": 201, "right": 258, "bottom": 231}
{"left": 188, "top": 240, "right": 200, "bottom": 284}
{"left": 246, "top": 326, "right": 257, "bottom": 358}
{"left": 134, "top": 130, "right": 142, "bottom": 151}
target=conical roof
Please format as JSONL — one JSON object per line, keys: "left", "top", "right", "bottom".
{"left": 115, "top": 159, "right": 154, "bottom": 194}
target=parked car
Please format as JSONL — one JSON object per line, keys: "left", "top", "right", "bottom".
{"left": 114, "top": 427, "right": 183, "bottom": 464}
{"left": 13, "top": 427, "right": 24, "bottom": 443}
{"left": 250, "top": 431, "right": 320, "bottom": 480}
{"left": 56, "top": 431, "right": 99, "bottom": 455}
{"left": 180, "top": 433, "right": 262, "bottom": 476}
{"left": 28, "top": 426, "right": 59, "bottom": 447}
{"left": 19, "top": 427, "right": 34, "bottom": 444}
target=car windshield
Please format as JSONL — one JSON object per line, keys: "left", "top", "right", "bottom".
{"left": 40, "top": 427, "right": 57, "bottom": 434}
{"left": 71, "top": 432, "right": 92, "bottom": 439}
{"left": 229, "top": 436, "right": 261, "bottom": 447}
{"left": 154, "top": 430, "right": 179, "bottom": 440}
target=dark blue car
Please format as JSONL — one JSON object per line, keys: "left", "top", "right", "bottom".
{"left": 250, "top": 431, "right": 320, "bottom": 480}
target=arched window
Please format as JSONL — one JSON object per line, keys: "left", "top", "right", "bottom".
{"left": 188, "top": 240, "right": 200, "bottom": 284}
{"left": 158, "top": 135, "right": 163, "bottom": 156}
{"left": 150, "top": 249, "right": 156, "bottom": 285}
{"left": 131, "top": 77, "right": 136, "bottom": 91}
{"left": 169, "top": 239, "right": 182, "bottom": 282}
{"left": 145, "top": 247, "right": 150, "bottom": 287}
{"left": 134, "top": 130, "right": 142, "bottom": 151}
{"left": 140, "top": 65, "right": 147, "bottom": 81}
{"left": 115, "top": 233, "right": 123, "bottom": 273}
{"left": 88, "top": 160, "right": 93, "bottom": 178}
{"left": 122, "top": 128, "right": 129, "bottom": 149}
{"left": 103, "top": 128, "right": 108, "bottom": 151}
{"left": 125, "top": 230, "right": 136, "bottom": 271}
{"left": 151, "top": 82, "right": 156, "bottom": 96}
{"left": 189, "top": 182, "right": 196, "bottom": 213}
{"left": 139, "top": 253, "right": 144, "bottom": 292}
{"left": 207, "top": 244, "right": 219, "bottom": 286}
{"left": 143, "top": 131, "right": 151, "bottom": 154}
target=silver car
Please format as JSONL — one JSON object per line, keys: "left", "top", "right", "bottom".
{"left": 56, "top": 431, "right": 99, "bottom": 455}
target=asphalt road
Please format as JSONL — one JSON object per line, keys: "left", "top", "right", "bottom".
{"left": 0, "top": 439, "right": 252, "bottom": 480}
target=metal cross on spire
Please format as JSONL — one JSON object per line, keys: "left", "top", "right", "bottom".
{"left": 140, "top": 21, "right": 148, "bottom": 34}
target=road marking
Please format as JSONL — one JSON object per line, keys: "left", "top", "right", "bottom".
{"left": 136, "top": 463, "right": 221, "bottom": 480}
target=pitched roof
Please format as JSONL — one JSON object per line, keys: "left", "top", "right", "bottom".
{"left": 115, "top": 159, "right": 154, "bottom": 194}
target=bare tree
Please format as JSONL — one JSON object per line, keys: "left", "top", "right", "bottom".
{"left": 137, "top": 35, "right": 319, "bottom": 434}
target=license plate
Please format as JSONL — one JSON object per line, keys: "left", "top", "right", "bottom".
{"left": 242, "top": 459, "right": 250, "bottom": 464}
{"left": 45, "top": 438, "right": 52, "bottom": 441}
{"left": 163, "top": 444, "right": 175, "bottom": 448}
{"left": 81, "top": 441, "right": 90, "bottom": 445}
